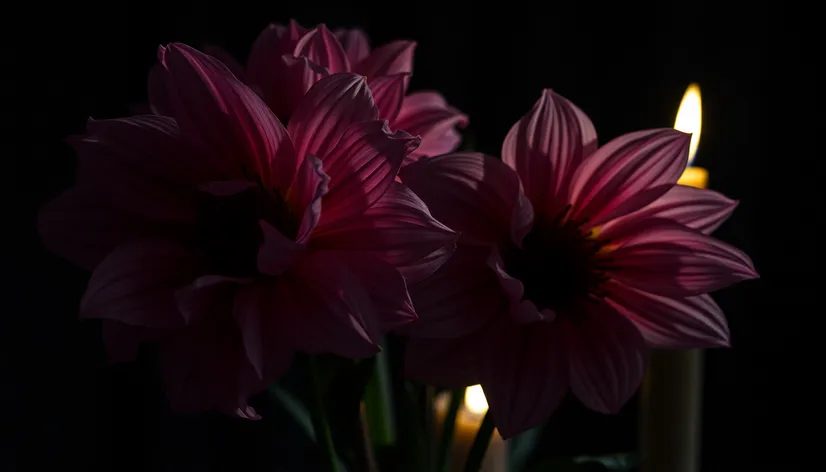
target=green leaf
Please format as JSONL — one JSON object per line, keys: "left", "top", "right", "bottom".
{"left": 363, "top": 340, "right": 397, "bottom": 446}
{"left": 507, "top": 424, "right": 545, "bottom": 472}
{"left": 269, "top": 384, "right": 315, "bottom": 440}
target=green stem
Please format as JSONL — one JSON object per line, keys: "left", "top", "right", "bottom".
{"left": 462, "top": 411, "right": 495, "bottom": 472}
{"left": 437, "top": 388, "right": 465, "bottom": 472}
{"left": 309, "top": 357, "right": 342, "bottom": 472}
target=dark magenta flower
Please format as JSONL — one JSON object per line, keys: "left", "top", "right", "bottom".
{"left": 400, "top": 90, "right": 757, "bottom": 437}
{"left": 40, "top": 43, "right": 455, "bottom": 416}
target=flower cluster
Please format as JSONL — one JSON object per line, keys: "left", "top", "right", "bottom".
{"left": 40, "top": 20, "right": 756, "bottom": 437}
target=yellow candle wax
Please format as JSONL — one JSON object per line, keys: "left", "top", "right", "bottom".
{"left": 434, "top": 385, "right": 506, "bottom": 472}
{"left": 677, "top": 166, "right": 708, "bottom": 189}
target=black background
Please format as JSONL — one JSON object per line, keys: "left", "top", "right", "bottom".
{"left": 9, "top": 1, "right": 816, "bottom": 470}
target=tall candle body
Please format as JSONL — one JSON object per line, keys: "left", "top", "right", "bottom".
{"left": 640, "top": 167, "right": 707, "bottom": 472}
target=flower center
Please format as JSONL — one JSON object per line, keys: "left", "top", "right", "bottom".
{"left": 194, "top": 183, "right": 298, "bottom": 277}
{"left": 504, "top": 205, "right": 610, "bottom": 316}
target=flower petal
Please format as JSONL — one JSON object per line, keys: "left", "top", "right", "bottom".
{"left": 402, "top": 245, "right": 505, "bottom": 338}
{"left": 601, "top": 185, "right": 738, "bottom": 238}
{"left": 481, "top": 320, "right": 568, "bottom": 438}
{"left": 202, "top": 44, "right": 249, "bottom": 84}
{"left": 257, "top": 221, "right": 304, "bottom": 276}
{"left": 286, "top": 153, "right": 331, "bottom": 243}
{"left": 176, "top": 275, "right": 251, "bottom": 324}
{"left": 280, "top": 251, "right": 381, "bottom": 358}
{"left": 310, "top": 121, "right": 418, "bottom": 230}
{"left": 160, "top": 43, "right": 297, "bottom": 191}
{"left": 564, "top": 303, "right": 647, "bottom": 414}
{"left": 604, "top": 280, "right": 730, "bottom": 348}
{"left": 369, "top": 73, "right": 409, "bottom": 122}
{"left": 606, "top": 219, "right": 758, "bottom": 297}
{"left": 147, "top": 61, "right": 172, "bottom": 116}
{"left": 404, "top": 328, "right": 493, "bottom": 388}
{"left": 334, "top": 28, "right": 371, "bottom": 65}
{"left": 247, "top": 20, "right": 307, "bottom": 118}
{"left": 326, "top": 251, "right": 417, "bottom": 332}
{"left": 311, "top": 182, "right": 457, "bottom": 284}
{"left": 232, "top": 281, "right": 296, "bottom": 379}
{"left": 355, "top": 40, "right": 416, "bottom": 77}
{"left": 400, "top": 152, "right": 533, "bottom": 246}
{"left": 101, "top": 320, "right": 156, "bottom": 363}
{"left": 294, "top": 24, "right": 351, "bottom": 73}
{"left": 393, "top": 91, "right": 468, "bottom": 160}
{"left": 569, "top": 129, "right": 690, "bottom": 227}
{"left": 80, "top": 240, "right": 200, "bottom": 328}
{"left": 280, "top": 55, "right": 330, "bottom": 120}
{"left": 501, "top": 89, "right": 589, "bottom": 216}
{"left": 287, "top": 73, "right": 378, "bottom": 161}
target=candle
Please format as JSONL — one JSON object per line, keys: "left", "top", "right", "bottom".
{"left": 434, "top": 385, "right": 506, "bottom": 472}
{"left": 640, "top": 83, "right": 706, "bottom": 472}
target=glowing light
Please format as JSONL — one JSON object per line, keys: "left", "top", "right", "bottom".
{"left": 464, "top": 385, "right": 489, "bottom": 415}
{"left": 674, "top": 83, "right": 702, "bottom": 165}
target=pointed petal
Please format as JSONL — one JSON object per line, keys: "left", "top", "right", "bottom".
{"left": 334, "top": 28, "right": 371, "bottom": 65}
{"left": 160, "top": 43, "right": 297, "bottom": 191}
{"left": 501, "top": 90, "right": 589, "bottom": 216}
{"left": 481, "top": 320, "right": 568, "bottom": 438}
{"left": 281, "top": 252, "right": 381, "bottom": 358}
{"left": 355, "top": 40, "right": 416, "bottom": 77}
{"left": 400, "top": 152, "right": 533, "bottom": 246}
{"left": 294, "top": 24, "right": 351, "bottom": 73}
{"left": 281, "top": 55, "right": 330, "bottom": 120}
{"left": 368, "top": 73, "right": 408, "bottom": 122}
{"left": 80, "top": 240, "right": 199, "bottom": 328}
{"left": 327, "top": 251, "right": 417, "bottom": 332}
{"left": 606, "top": 219, "right": 759, "bottom": 297}
{"left": 569, "top": 129, "right": 690, "bottom": 227}
{"left": 257, "top": 221, "right": 304, "bottom": 276}
{"left": 487, "top": 249, "right": 543, "bottom": 324}
{"left": 571, "top": 101, "right": 598, "bottom": 157}
{"left": 564, "top": 303, "right": 647, "bottom": 414}
{"left": 393, "top": 91, "right": 468, "bottom": 160}
{"left": 401, "top": 245, "right": 505, "bottom": 338}
{"left": 286, "top": 153, "right": 330, "bottom": 243}
{"left": 148, "top": 61, "right": 172, "bottom": 116}
{"left": 64, "top": 115, "right": 200, "bottom": 222}
{"left": 287, "top": 73, "right": 378, "bottom": 161}
{"left": 312, "top": 121, "right": 419, "bottom": 230}
{"left": 311, "top": 182, "right": 457, "bottom": 284}
{"left": 247, "top": 21, "right": 308, "bottom": 119}
{"left": 202, "top": 44, "right": 249, "bottom": 84}
{"left": 601, "top": 185, "right": 738, "bottom": 238}
{"left": 605, "top": 280, "right": 730, "bottom": 348}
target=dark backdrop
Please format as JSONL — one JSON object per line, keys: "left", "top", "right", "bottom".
{"left": 9, "top": 1, "right": 815, "bottom": 470}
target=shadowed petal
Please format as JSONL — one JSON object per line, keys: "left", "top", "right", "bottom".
{"left": 402, "top": 245, "right": 505, "bottom": 338}
{"left": 481, "top": 320, "right": 568, "bottom": 438}
{"left": 405, "top": 329, "right": 493, "bottom": 388}
{"left": 176, "top": 275, "right": 251, "bottom": 324}
{"left": 286, "top": 153, "right": 330, "bottom": 242}
{"left": 368, "top": 73, "right": 409, "bottom": 122}
{"left": 400, "top": 152, "right": 533, "bottom": 246}
{"left": 601, "top": 185, "right": 738, "bottom": 238}
{"left": 101, "top": 320, "right": 157, "bottom": 363}
{"left": 257, "top": 221, "right": 304, "bottom": 276}
{"left": 327, "top": 251, "right": 417, "bottom": 332}
{"left": 280, "top": 252, "right": 381, "bottom": 358}
{"left": 355, "top": 40, "right": 416, "bottom": 77}
{"left": 160, "top": 43, "right": 297, "bottom": 191}
{"left": 287, "top": 73, "right": 378, "bottom": 161}
{"left": 502, "top": 90, "right": 589, "bottom": 216}
{"left": 247, "top": 20, "right": 307, "bottom": 118}
{"left": 232, "top": 282, "right": 295, "bottom": 379}
{"left": 607, "top": 219, "right": 758, "bottom": 297}
{"left": 394, "top": 92, "right": 468, "bottom": 160}
{"left": 281, "top": 55, "right": 330, "bottom": 120}
{"left": 80, "top": 240, "right": 200, "bottom": 328}
{"left": 148, "top": 61, "right": 172, "bottom": 116}
{"left": 202, "top": 44, "right": 249, "bottom": 84}
{"left": 311, "top": 182, "right": 456, "bottom": 284}
{"left": 564, "top": 303, "right": 647, "bottom": 414}
{"left": 605, "top": 280, "right": 730, "bottom": 348}
{"left": 334, "top": 28, "right": 370, "bottom": 65}
{"left": 569, "top": 129, "right": 690, "bottom": 227}
{"left": 294, "top": 24, "right": 351, "bottom": 73}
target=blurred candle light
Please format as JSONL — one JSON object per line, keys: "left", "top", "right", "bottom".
{"left": 641, "top": 83, "right": 707, "bottom": 472}
{"left": 435, "top": 385, "right": 506, "bottom": 472}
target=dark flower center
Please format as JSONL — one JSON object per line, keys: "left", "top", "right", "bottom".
{"left": 194, "top": 183, "right": 298, "bottom": 278}
{"left": 505, "top": 205, "right": 611, "bottom": 316}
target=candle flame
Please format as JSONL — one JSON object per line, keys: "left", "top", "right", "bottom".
{"left": 464, "top": 385, "right": 489, "bottom": 414}
{"left": 674, "top": 83, "right": 702, "bottom": 165}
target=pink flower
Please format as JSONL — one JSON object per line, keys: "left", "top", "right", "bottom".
{"left": 399, "top": 90, "right": 758, "bottom": 437}
{"left": 40, "top": 43, "right": 455, "bottom": 416}
{"left": 152, "top": 20, "right": 468, "bottom": 162}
